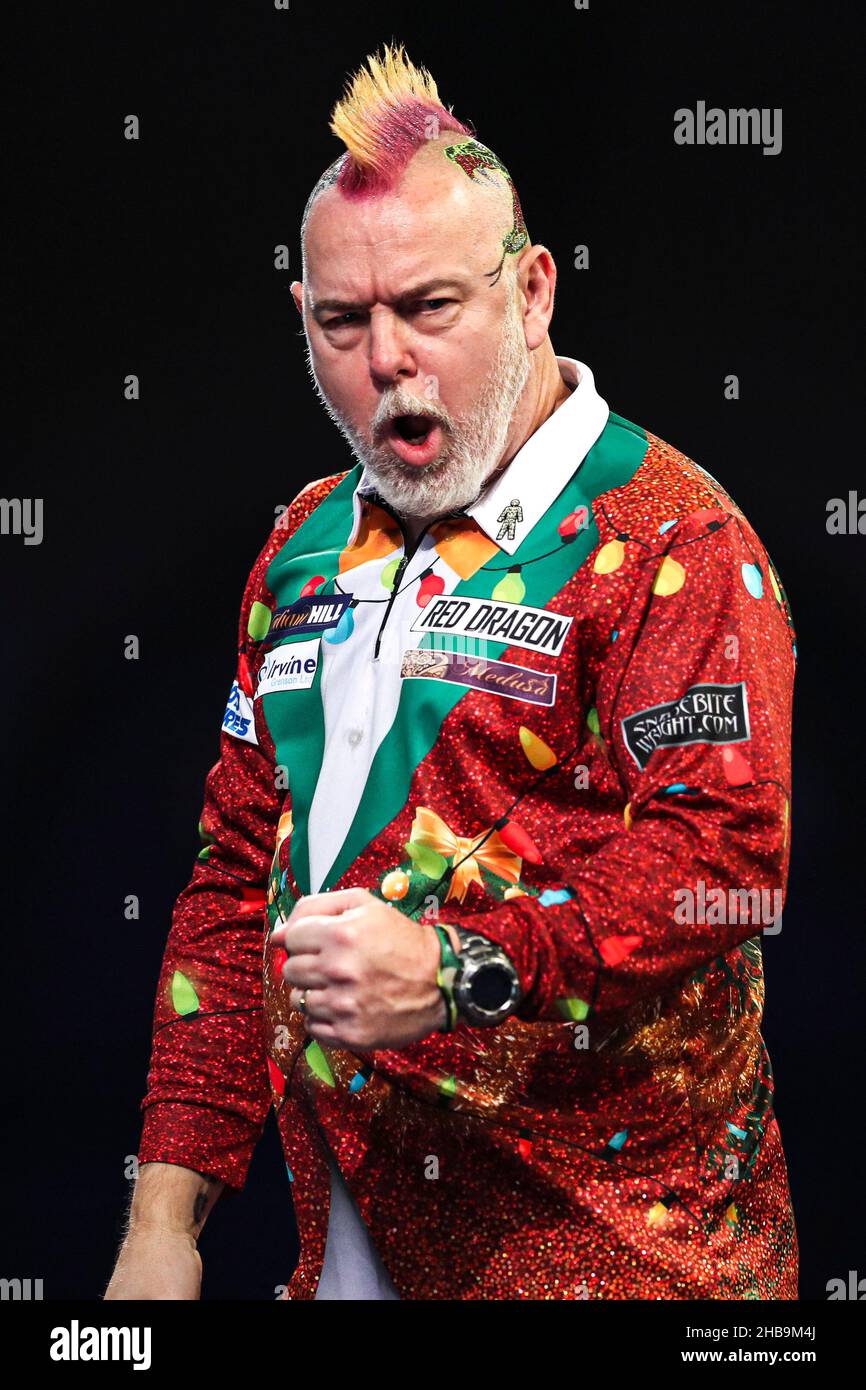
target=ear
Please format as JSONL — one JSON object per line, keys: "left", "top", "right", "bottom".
{"left": 516, "top": 245, "right": 557, "bottom": 353}
{"left": 290, "top": 280, "right": 304, "bottom": 316}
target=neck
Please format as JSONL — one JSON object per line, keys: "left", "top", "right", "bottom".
{"left": 401, "top": 509, "right": 440, "bottom": 548}
{"left": 524, "top": 342, "right": 573, "bottom": 432}
{"left": 466, "top": 341, "right": 571, "bottom": 500}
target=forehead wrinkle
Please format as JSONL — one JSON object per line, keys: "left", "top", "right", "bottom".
{"left": 305, "top": 207, "right": 494, "bottom": 312}
{"left": 309, "top": 272, "right": 477, "bottom": 316}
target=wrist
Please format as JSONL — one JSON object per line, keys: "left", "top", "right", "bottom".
{"left": 422, "top": 923, "right": 450, "bottom": 1032}
{"left": 127, "top": 1212, "right": 200, "bottom": 1245}
{"left": 441, "top": 922, "right": 461, "bottom": 955}
{"left": 130, "top": 1163, "right": 221, "bottom": 1240}
{"left": 428, "top": 921, "right": 462, "bottom": 1033}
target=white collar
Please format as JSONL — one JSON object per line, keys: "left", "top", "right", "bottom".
{"left": 351, "top": 357, "right": 609, "bottom": 554}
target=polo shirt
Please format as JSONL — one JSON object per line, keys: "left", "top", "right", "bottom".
{"left": 138, "top": 356, "right": 799, "bottom": 1300}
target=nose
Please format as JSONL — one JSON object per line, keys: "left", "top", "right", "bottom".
{"left": 367, "top": 307, "right": 417, "bottom": 388}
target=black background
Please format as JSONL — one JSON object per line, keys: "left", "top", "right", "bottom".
{"left": 4, "top": 1, "right": 863, "bottom": 1301}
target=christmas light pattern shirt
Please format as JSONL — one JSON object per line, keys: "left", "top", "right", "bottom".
{"left": 138, "top": 357, "right": 799, "bottom": 1300}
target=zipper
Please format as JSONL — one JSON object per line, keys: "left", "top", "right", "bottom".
{"left": 369, "top": 492, "right": 464, "bottom": 662}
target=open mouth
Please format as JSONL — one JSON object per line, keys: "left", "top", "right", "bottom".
{"left": 383, "top": 414, "right": 444, "bottom": 466}
{"left": 391, "top": 413, "right": 435, "bottom": 444}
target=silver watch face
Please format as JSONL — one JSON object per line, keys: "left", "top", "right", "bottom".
{"left": 470, "top": 962, "right": 515, "bottom": 1012}
{"left": 454, "top": 945, "right": 520, "bottom": 1025}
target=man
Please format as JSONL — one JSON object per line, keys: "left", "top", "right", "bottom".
{"left": 107, "top": 43, "right": 799, "bottom": 1300}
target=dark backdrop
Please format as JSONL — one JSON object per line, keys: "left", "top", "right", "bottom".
{"left": 4, "top": 1, "right": 863, "bottom": 1300}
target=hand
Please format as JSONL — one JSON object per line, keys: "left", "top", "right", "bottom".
{"left": 104, "top": 1228, "right": 202, "bottom": 1300}
{"left": 269, "top": 887, "right": 461, "bottom": 1050}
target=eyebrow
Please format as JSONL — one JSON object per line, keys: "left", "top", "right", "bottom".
{"left": 310, "top": 277, "right": 473, "bottom": 319}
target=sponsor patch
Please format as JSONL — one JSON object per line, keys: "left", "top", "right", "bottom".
{"left": 256, "top": 638, "right": 320, "bottom": 696}
{"left": 621, "top": 681, "right": 751, "bottom": 769}
{"left": 261, "top": 594, "right": 350, "bottom": 644}
{"left": 222, "top": 679, "right": 258, "bottom": 744}
{"left": 401, "top": 648, "right": 557, "bottom": 707}
{"left": 411, "top": 594, "right": 573, "bottom": 656}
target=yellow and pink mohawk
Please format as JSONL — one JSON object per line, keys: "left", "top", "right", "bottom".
{"left": 329, "top": 42, "right": 474, "bottom": 198}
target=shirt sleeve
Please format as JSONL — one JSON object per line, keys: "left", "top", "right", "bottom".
{"left": 441, "top": 503, "right": 796, "bottom": 1029}
{"left": 136, "top": 530, "right": 284, "bottom": 1192}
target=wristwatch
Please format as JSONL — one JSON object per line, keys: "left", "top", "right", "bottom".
{"left": 450, "top": 926, "right": 522, "bottom": 1027}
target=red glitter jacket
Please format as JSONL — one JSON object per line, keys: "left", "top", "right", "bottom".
{"left": 138, "top": 409, "right": 799, "bottom": 1299}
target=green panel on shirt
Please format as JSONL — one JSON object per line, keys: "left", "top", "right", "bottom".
{"left": 321, "top": 416, "right": 648, "bottom": 891}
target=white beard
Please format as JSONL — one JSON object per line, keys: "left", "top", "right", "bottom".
{"left": 304, "top": 288, "right": 532, "bottom": 519}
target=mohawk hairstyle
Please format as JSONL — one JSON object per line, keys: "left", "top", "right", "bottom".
{"left": 329, "top": 41, "right": 473, "bottom": 198}
{"left": 299, "top": 43, "right": 527, "bottom": 286}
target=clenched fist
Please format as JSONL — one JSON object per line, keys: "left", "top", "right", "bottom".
{"left": 268, "top": 887, "right": 461, "bottom": 1050}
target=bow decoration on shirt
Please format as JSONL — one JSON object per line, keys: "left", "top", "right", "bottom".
{"left": 408, "top": 806, "right": 522, "bottom": 903}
